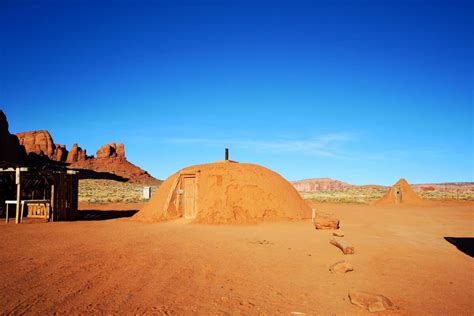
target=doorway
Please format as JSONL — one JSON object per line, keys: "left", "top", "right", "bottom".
{"left": 394, "top": 187, "right": 401, "bottom": 203}
{"left": 182, "top": 176, "right": 197, "bottom": 219}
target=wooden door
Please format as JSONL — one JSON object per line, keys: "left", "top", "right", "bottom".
{"left": 394, "top": 187, "right": 401, "bottom": 203}
{"left": 183, "top": 177, "right": 196, "bottom": 218}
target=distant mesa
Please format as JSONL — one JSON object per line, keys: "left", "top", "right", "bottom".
{"left": 374, "top": 178, "right": 428, "bottom": 205}
{"left": 292, "top": 178, "right": 352, "bottom": 191}
{"left": 412, "top": 182, "right": 474, "bottom": 194}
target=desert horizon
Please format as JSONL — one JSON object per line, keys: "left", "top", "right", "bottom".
{"left": 1, "top": 0, "right": 472, "bottom": 315}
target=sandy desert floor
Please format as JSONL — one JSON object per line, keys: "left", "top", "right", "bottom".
{"left": 0, "top": 201, "right": 473, "bottom": 315}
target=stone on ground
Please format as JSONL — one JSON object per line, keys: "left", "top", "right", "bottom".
{"left": 314, "top": 215, "right": 339, "bottom": 229}
{"left": 329, "top": 260, "right": 353, "bottom": 274}
{"left": 348, "top": 291, "right": 395, "bottom": 312}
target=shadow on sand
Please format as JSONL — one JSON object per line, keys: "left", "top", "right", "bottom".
{"left": 76, "top": 210, "right": 138, "bottom": 221}
{"left": 444, "top": 237, "right": 474, "bottom": 257}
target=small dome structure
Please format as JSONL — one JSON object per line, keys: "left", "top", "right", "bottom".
{"left": 374, "top": 178, "right": 427, "bottom": 205}
{"left": 134, "top": 161, "right": 311, "bottom": 224}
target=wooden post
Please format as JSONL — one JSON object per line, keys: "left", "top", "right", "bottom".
{"left": 50, "top": 184, "right": 55, "bottom": 222}
{"left": 225, "top": 148, "right": 229, "bottom": 161}
{"left": 330, "top": 238, "right": 354, "bottom": 254}
{"left": 15, "top": 168, "right": 21, "bottom": 224}
{"left": 20, "top": 201, "right": 25, "bottom": 223}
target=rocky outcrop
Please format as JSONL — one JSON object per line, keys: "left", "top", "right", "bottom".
{"left": 1, "top": 111, "right": 157, "bottom": 183}
{"left": 96, "top": 143, "right": 125, "bottom": 159}
{"left": 15, "top": 130, "right": 72, "bottom": 162}
{"left": 292, "top": 178, "right": 351, "bottom": 192}
{"left": 0, "top": 110, "right": 26, "bottom": 164}
{"left": 53, "top": 144, "right": 68, "bottom": 161}
{"left": 16, "top": 131, "right": 109, "bottom": 164}
{"left": 116, "top": 143, "right": 125, "bottom": 158}
{"left": 16, "top": 130, "right": 56, "bottom": 158}
{"left": 66, "top": 144, "right": 86, "bottom": 163}
{"left": 69, "top": 156, "right": 156, "bottom": 184}
{"left": 16, "top": 131, "right": 156, "bottom": 183}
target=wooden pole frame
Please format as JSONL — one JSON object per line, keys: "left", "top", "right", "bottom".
{"left": 15, "top": 168, "right": 21, "bottom": 224}
{"left": 50, "top": 184, "right": 55, "bottom": 222}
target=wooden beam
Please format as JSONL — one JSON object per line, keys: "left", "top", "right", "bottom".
{"left": 330, "top": 238, "right": 354, "bottom": 254}
{"left": 163, "top": 173, "right": 181, "bottom": 218}
{"left": 15, "top": 168, "right": 21, "bottom": 224}
{"left": 50, "top": 184, "right": 55, "bottom": 222}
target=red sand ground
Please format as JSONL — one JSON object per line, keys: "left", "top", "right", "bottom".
{"left": 1, "top": 200, "right": 472, "bottom": 315}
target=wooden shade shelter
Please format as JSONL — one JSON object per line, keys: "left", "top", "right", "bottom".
{"left": 0, "top": 167, "right": 78, "bottom": 223}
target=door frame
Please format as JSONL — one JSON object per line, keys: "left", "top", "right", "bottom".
{"left": 181, "top": 174, "right": 197, "bottom": 219}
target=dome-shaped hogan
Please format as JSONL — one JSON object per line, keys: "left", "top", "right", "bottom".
{"left": 134, "top": 161, "right": 311, "bottom": 224}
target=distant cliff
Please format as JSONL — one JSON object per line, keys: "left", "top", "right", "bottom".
{"left": 292, "top": 178, "right": 352, "bottom": 191}
{"left": 0, "top": 110, "right": 26, "bottom": 164}
{"left": 0, "top": 110, "right": 157, "bottom": 183}
{"left": 16, "top": 130, "right": 158, "bottom": 183}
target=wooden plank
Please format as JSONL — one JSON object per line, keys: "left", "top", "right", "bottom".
{"left": 20, "top": 201, "right": 25, "bottom": 223}
{"left": 183, "top": 177, "right": 196, "bottom": 219}
{"left": 163, "top": 174, "right": 181, "bottom": 218}
{"left": 50, "top": 184, "right": 55, "bottom": 222}
{"left": 330, "top": 238, "right": 354, "bottom": 254}
{"left": 15, "top": 168, "right": 21, "bottom": 224}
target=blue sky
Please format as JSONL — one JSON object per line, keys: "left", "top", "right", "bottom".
{"left": 1, "top": 0, "right": 473, "bottom": 185}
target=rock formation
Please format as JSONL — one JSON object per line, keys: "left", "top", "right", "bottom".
{"left": 69, "top": 155, "right": 155, "bottom": 184}
{"left": 0, "top": 110, "right": 26, "bottom": 164}
{"left": 96, "top": 143, "right": 125, "bottom": 159}
{"left": 67, "top": 142, "right": 155, "bottom": 183}
{"left": 66, "top": 144, "right": 86, "bottom": 163}
{"left": 0, "top": 111, "right": 157, "bottom": 182}
{"left": 15, "top": 130, "right": 73, "bottom": 163}
{"left": 292, "top": 178, "right": 351, "bottom": 192}
{"left": 53, "top": 144, "right": 68, "bottom": 161}
{"left": 16, "top": 130, "right": 56, "bottom": 158}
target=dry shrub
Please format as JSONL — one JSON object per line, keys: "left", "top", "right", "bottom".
{"left": 79, "top": 179, "right": 161, "bottom": 204}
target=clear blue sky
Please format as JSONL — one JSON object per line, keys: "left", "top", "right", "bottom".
{"left": 1, "top": 0, "right": 473, "bottom": 185}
